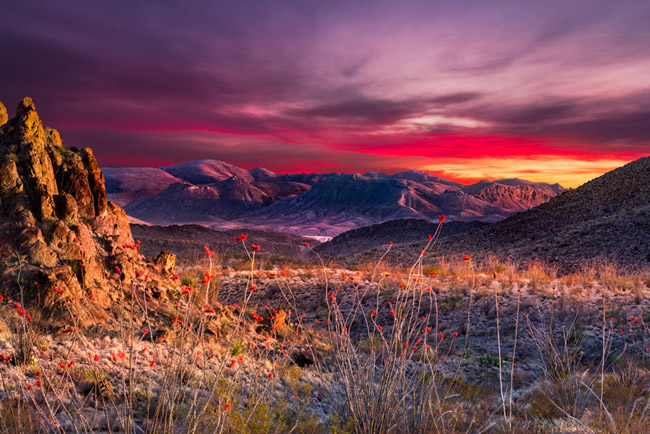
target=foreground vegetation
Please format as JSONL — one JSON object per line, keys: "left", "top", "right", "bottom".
{"left": 1, "top": 222, "right": 650, "bottom": 433}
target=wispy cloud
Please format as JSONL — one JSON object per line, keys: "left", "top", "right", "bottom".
{"left": 0, "top": 0, "right": 648, "bottom": 186}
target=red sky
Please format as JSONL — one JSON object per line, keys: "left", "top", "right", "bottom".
{"left": 1, "top": 0, "right": 649, "bottom": 187}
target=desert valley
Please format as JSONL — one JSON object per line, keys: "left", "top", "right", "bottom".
{"left": 2, "top": 0, "right": 650, "bottom": 432}
{"left": 0, "top": 98, "right": 649, "bottom": 434}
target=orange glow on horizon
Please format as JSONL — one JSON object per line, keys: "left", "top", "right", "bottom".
{"left": 421, "top": 157, "right": 635, "bottom": 188}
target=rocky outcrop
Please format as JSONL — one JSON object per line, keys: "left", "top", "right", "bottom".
{"left": 0, "top": 101, "right": 7, "bottom": 127}
{"left": 0, "top": 97, "right": 167, "bottom": 326}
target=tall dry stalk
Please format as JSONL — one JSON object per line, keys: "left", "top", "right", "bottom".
{"left": 508, "top": 286, "right": 521, "bottom": 427}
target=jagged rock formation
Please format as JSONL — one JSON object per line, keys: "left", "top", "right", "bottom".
{"left": 0, "top": 97, "right": 169, "bottom": 325}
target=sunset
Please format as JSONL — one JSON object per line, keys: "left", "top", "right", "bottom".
{"left": 1, "top": 1, "right": 650, "bottom": 432}
{"left": 1, "top": 0, "right": 648, "bottom": 186}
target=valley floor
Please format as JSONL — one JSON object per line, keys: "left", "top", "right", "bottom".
{"left": 2, "top": 247, "right": 650, "bottom": 433}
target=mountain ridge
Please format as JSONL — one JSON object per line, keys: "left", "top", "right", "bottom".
{"left": 103, "top": 160, "right": 565, "bottom": 237}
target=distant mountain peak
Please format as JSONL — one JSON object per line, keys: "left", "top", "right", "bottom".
{"left": 102, "top": 158, "right": 568, "bottom": 237}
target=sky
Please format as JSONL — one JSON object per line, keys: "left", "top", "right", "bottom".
{"left": 1, "top": 0, "right": 649, "bottom": 187}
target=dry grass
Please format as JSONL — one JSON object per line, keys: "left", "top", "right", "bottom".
{"left": 1, "top": 230, "right": 650, "bottom": 433}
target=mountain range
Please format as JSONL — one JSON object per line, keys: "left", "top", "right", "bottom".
{"left": 319, "top": 156, "right": 650, "bottom": 269}
{"left": 103, "top": 160, "right": 564, "bottom": 238}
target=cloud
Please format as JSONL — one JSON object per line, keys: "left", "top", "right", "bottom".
{"left": 0, "top": 0, "right": 649, "bottom": 185}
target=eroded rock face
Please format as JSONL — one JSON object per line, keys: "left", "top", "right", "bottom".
{"left": 155, "top": 250, "right": 176, "bottom": 276}
{"left": 0, "top": 97, "right": 164, "bottom": 326}
{"left": 0, "top": 101, "right": 7, "bottom": 127}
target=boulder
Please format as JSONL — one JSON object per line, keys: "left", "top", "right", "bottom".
{"left": 155, "top": 250, "right": 176, "bottom": 276}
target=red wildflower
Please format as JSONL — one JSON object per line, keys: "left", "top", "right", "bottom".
{"left": 463, "top": 255, "right": 471, "bottom": 261}
{"left": 224, "top": 403, "right": 231, "bottom": 411}
{"left": 303, "top": 242, "right": 310, "bottom": 247}
{"left": 203, "top": 246, "right": 214, "bottom": 256}
{"left": 438, "top": 215, "right": 447, "bottom": 222}
{"left": 251, "top": 244, "right": 261, "bottom": 251}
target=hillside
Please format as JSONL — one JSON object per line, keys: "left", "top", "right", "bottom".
{"left": 423, "top": 157, "right": 648, "bottom": 268}
{"left": 315, "top": 218, "right": 488, "bottom": 257}
{"left": 130, "top": 223, "right": 319, "bottom": 262}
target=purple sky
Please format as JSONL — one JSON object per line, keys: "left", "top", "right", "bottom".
{"left": 1, "top": 0, "right": 649, "bottom": 186}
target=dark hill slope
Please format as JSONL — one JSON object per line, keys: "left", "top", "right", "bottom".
{"left": 315, "top": 219, "right": 489, "bottom": 257}
{"left": 440, "top": 156, "right": 650, "bottom": 268}
{"left": 130, "top": 223, "right": 319, "bottom": 262}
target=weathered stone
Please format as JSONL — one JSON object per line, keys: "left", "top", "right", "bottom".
{"left": 55, "top": 152, "right": 95, "bottom": 218}
{"left": 54, "top": 194, "right": 78, "bottom": 222}
{"left": 81, "top": 147, "right": 107, "bottom": 217}
{"left": 0, "top": 159, "right": 35, "bottom": 225}
{"left": 155, "top": 250, "right": 176, "bottom": 276}
{"left": 45, "top": 127, "right": 62, "bottom": 148}
{"left": 27, "top": 239, "right": 58, "bottom": 267}
{"left": 17, "top": 226, "right": 44, "bottom": 248}
{"left": 15, "top": 97, "right": 44, "bottom": 146}
{"left": 0, "top": 101, "right": 7, "bottom": 127}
